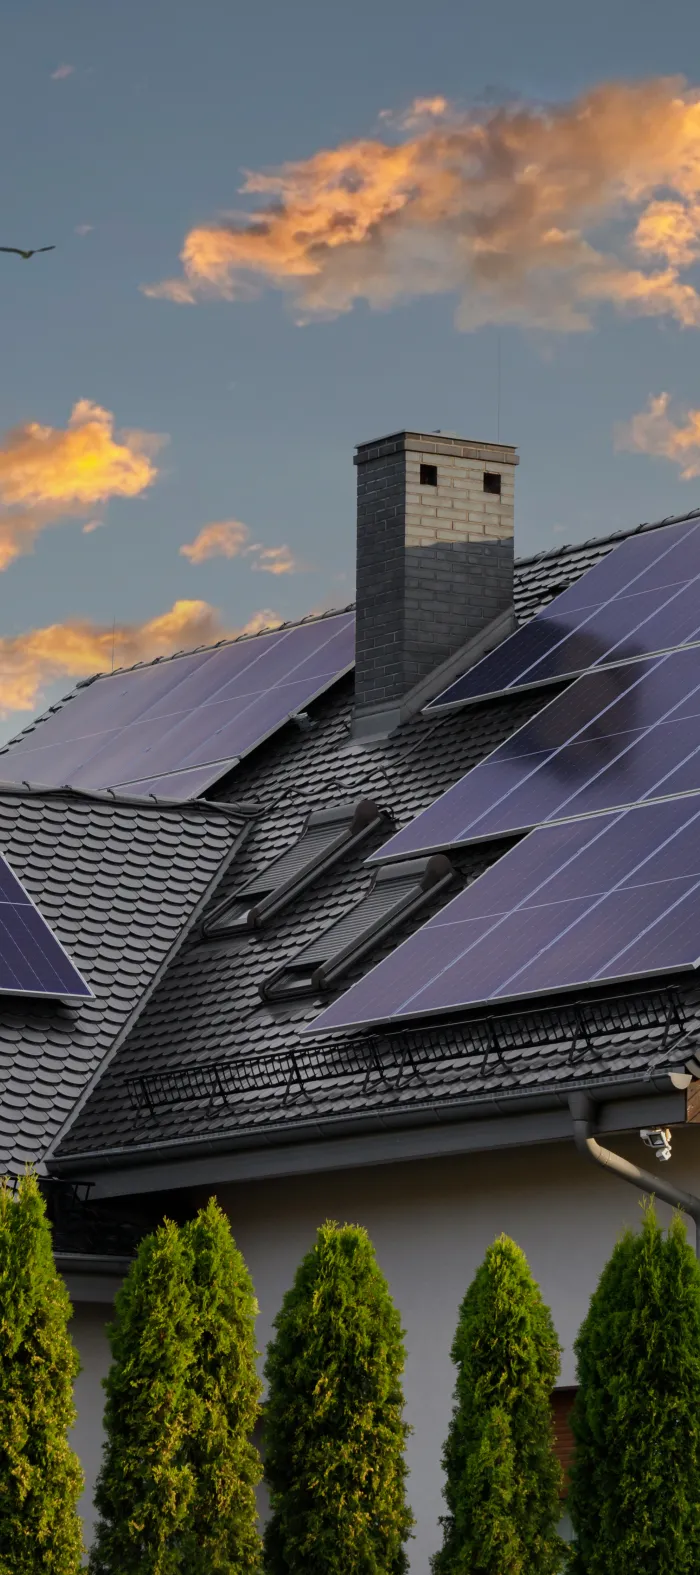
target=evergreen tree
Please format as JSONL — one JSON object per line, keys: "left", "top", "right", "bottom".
{"left": 181, "top": 1199, "right": 262, "bottom": 1574}
{"left": 0, "top": 1172, "right": 84, "bottom": 1575}
{"left": 569, "top": 1205, "right": 700, "bottom": 1575}
{"left": 89, "top": 1216, "right": 200, "bottom": 1575}
{"left": 263, "top": 1221, "right": 412, "bottom": 1575}
{"left": 90, "top": 1206, "right": 263, "bottom": 1575}
{"left": 432, "top": 1233, "right": 564, "bottom": 1575}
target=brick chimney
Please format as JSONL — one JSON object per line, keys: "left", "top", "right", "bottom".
{"left": 353, "top": 430, "right": 518, "bottom": 736}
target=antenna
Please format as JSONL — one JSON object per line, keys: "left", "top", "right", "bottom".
{"left": 496, "top": 331, "right": 501, "bottom": 442}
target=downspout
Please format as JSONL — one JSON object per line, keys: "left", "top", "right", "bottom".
{"left": 568, "top": 1092, "right": 700, "bottom": 1256}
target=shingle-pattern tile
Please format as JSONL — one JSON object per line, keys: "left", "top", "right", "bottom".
{"left": 0, "top": 794, "right": 239, "bottom": 1170}
{"left": 55, "top": 512, "right": 700, "bottom": 1163}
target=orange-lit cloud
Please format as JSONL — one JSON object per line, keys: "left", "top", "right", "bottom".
{"left": 0, "top": 400, "right": 162, "bottom": 569}
{"left": 180, "top": 520, "right": 250, "bottom": 563}
{"left": 180, "top": 518, "right": 301, "bottom": 573}
{"left": 250, "top": 544, "right": 299, "bottom": 574}
{"left": 143, "top": 77, "right": 700, "bottom": 333}
{"left": 616, "top": 392, "right": 700, "bottom": 477}
{"left": 0, "top": 601, "right": 282, "bottom": 720}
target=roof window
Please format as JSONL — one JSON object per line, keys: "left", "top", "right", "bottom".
{"left": 260, "top": 853, "right": 455, "bottom": 1000}
{"left": 204, "top": 798, "right": 388, "bottom": 936}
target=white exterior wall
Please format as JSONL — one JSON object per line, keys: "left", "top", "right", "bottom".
{"left": 67, "top": 1127, "right": 700, "bottom": 1566}
{"left": 70, "top": 1303, "right": 112, "bottom": 1548}
{"left": 217, "top": 1128, "right": 700, "bottom": 1573}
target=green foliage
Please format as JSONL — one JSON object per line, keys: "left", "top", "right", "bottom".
{"left": 0, "top": 1172, "right": 84, "bottom": 1575}
{"left": 432, "top": 1233, "right": 565, "bottom": 1575}
{"left": 90, "top": 1201, "right": 262, "bottom": 1575}
{"left": 181, "top": 1199, "right": 263, "bottom": 1574}
{"left": 568, "top": 1205, "right": 700, "bottom": 1575}
{"left": 263, "top": 1220, "right": 412, "bottom": 1575}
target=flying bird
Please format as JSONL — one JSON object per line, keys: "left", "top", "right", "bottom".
{"left": 0, "top": 246, "right": 55, "bottom": 260}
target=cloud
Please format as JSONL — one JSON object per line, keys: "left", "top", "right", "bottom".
{"left": 381, "top": 96, "right": 451, "bottom": 131}
{"left": 615, "top": 392, "right": 700, "bottom": 477}
{"left": 81, "top": 520, "right": 104, "bottom": 534}
{"left": 180, "top": 519, "right": 250, "bottom": 562}
{"left": 75, "top": 223, "right": 93, "bottom": 236}
{"left": 249, "top": 544, "right": 300, "bottom": 574}
{"left": 180, "top": 518, "right": 302, "bottom": 573}
{"left": 143, "top": 76, "right": 700, "bottom": 333}
{"left": 0, "top": 601, "right": 282, "bottom": 720}
{"left": 51, "top": 64, "right": 75, "bottom": 79}
{"left": 0, "top": 399, "right": 163, "bottom": 569}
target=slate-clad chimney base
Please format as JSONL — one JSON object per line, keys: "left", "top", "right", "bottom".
{"left": 354, "top": 431, "right": 518, "bottom": 729}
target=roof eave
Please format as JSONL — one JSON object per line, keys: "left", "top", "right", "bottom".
{"left": 48, "top": 1067, "right": 690, "bottom": 1194}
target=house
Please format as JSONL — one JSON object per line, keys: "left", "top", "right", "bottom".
{"left": 1, "top": 429, "right": 700, "bottom": 1564}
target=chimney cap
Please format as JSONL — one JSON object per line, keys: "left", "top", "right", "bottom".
{"left": 354, "top": 429, "right": 519, "bottom": 465}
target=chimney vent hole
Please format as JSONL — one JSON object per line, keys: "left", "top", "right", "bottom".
{"left": 484, "top": 471, "right": 502, "bottom": 495}
{"left": 420, "top": 463, "right": 438, "bottom": 487}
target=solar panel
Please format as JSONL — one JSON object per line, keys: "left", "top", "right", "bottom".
{"left": 0, "top": 614, "right": 355, "bottom": 797}
{"left": 374, "top": 645, "right": 700, "bottom": 859}
{"left": 0, "top": 854, "right": 92, "bottom": 1000}
{"left": 113, "top": 761, "right": 239, "bottom": 801}
{"left": 307, "top": 797, "right": 700, "bottom": 1032}
{"left": 427, "top": 516, "right": 700, "bottom": 710}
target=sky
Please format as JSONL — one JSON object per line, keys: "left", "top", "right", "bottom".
{"left": 2, "top": 0, "right": 700, "bottom": 735}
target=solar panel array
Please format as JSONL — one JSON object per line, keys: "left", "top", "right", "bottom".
{"left": 0, "top": 613, "right": 355, "bottom": 799}
{"left": 0, "top": 855, "right": 92, "bottom": 1000}
{"left": 307, "top": 798, "right": 700, "bottom": 1030}
{"left": 374, "top": 644, "right": 700, "bottom": 859}
{"left": 426, "top": 515, "right": 700, "bottom": 710}
{"left": 310, "top": 518, "right": 700, "bottom": 1033}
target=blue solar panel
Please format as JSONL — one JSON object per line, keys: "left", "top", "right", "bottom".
{"left": 114, "top": 761, "right": 239, "bottom": 801}
{"left": 0, "top": 855, "right": 92, "bottom": 1000}
{"left": 0, "top": 614, "right": 355, "bottom": 797}
{"left": 427, "top": 516, "right": 700, "bottom": 710}
{"left": 307, "top": 797, "right": 700, "bottom": 1031}
{"left": 375, "top": 645, "right": 700, "bottom": 859}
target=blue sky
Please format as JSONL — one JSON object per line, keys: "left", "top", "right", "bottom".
{"left": 1, "top": 0, "right": 700, "bottom": 733}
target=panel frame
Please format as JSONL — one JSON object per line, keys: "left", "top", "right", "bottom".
{"left": 0, "top": 853, "right": 93, "bottom": 1001}
{"left": 372, "top": 645, "right": 700, "bottom": 862}
{"left": 424, "top": 515, "right": 700, "bottom": 713}
{"left": 306, "top": 798, "right": 700, "bottom": 1034}
{"left": 0, "top": 613, "right": 355, "bottom": 798}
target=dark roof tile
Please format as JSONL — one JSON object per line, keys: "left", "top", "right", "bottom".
{"left": 41, "top": 508, "right": 700, "bottom": 1165}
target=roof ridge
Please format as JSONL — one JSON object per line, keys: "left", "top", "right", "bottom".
{"left": 0, "top": 780, "right": 259, "bottom": 818}
{"left": 514, "top": 505, "right": 700, "bottom": 571}
{"left": 72, "top": 601, "right": 357, "bottom": 689}
{"left": 3, "top": 503, "right": 699, "bottom": 760}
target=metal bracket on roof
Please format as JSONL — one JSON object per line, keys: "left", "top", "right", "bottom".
{"left": 123, "top": 985, "right": 699, "bottom": 1126}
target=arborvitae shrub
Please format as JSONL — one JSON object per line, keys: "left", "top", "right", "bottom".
{"left": 569, "top": 1205, "right": 700, "bottom": 1575}
{"left": 432, "top": 1232, "right": 564, "bottom": 1575}
{"left": 0, "top": 1172, "right": 84, "bottom": 1575}
{"left": 181, "top": 1199, "right": 262, "bottom": 1574}
{"left": 90, "top": 1205, "right": 263, "bottom": 1575}
{"left": 89, "top": 1217, "right": 199, "bottom": 1575}
{"left": 263, "top": 1220, "right": 412, "bottom": 1575}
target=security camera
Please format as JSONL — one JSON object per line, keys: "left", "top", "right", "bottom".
{"left": 640, "top": 1127, "right": 672, "bottom": 1163}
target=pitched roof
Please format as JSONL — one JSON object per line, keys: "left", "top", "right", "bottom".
{"left": 52, "top": 509, "right": 700, "bottom": 1171}
{"left": 0, "top": 787, "right": 243, "bottom": 1170}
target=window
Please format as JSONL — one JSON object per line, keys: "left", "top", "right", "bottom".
{"left": 204, "top": 799, "right": 387, "bottom": 936}
{"left": 420, "top": 463, "right": 438, "bottom": 487}
{"left": 483, "top": 471, "right": 502, "bottom": 495}
{"left": 260, "top": 853, "right": 455, "bottom": 999}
